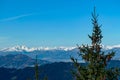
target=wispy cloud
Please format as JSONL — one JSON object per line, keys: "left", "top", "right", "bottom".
{"left": 0, "top": 13, "right": 35, "bottom": 22}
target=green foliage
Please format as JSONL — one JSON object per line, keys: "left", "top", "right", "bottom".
{"left": 71, "top": 8, "right": 120, "bottom": 80}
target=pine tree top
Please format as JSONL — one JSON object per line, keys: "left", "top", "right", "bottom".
{"left": 71, "top": 7, "right": 120, "bottom": 80}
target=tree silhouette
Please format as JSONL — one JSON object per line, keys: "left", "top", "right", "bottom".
{"left": 71, "top": 8, "right": 120, "bottom": 80}
{"left": 35, "top": 55, "right": 39, "bottom": 80}
{"left": 34, "top": 55, "right": 48, "bottom": 80}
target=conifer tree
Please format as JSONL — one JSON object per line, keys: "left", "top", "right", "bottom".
{"left": 34, "top": 55, "right": 48, "bottom": 80}
{"left": 35, "top": 55, "right": 39, "bottom": 80}
{"left": 71, "top": 8, "right": 120, "bottom": 80}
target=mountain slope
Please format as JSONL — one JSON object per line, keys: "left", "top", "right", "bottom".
{"left": 0, "top": 61, "right": 120, "bottom": 80}
{"left": 0, "top": 54, "right": 49, "bottom": 69}
{"left": 0, "top": 45, "right": 120, "bottom": 62}
{"left": 0, "top": 62, "right": 74, "bottom": 80}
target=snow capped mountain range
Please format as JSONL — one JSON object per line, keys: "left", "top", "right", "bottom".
{"left": 0, "top": 45, "right": 120, "bottom": 62}
{"left": 0, "top": 45, "right": 78, "bottom": 62}
{"left": 0, "top": 45, "right": 76, "bottom": 52}
{"left": 1, "top": 45, "right": 120, "bottom": 52}
{"left": 0, "top": 45, "right": 120, "bottom": 52}
{"left": 0, "top": 45, "right": 120, "bottom": 68}
{"left": 103, "top": 45, "right": 120, "bottom": 50}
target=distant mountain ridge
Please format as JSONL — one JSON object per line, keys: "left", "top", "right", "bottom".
{"left": 0, "top": 45, "right": 120, "bottom": 63}
{"left": 0, "top": 45, "right": 120, "bottom": 69}
{"left": 1, "top": 45, "right": 120, "bottom": 52}
{"left": 0, "top": 45, "right": 79, "bottom": 62}
{"left": 0, "top": 54, "right": 49, "bottom": 69}
{"left": 0, "top": 45, "right": 76, "bottom": 52}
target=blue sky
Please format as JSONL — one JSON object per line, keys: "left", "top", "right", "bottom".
{"left": 0, "top": 0, "right": 120, "bottom": 48}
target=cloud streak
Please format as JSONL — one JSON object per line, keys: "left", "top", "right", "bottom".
{"left": 0, "top": 13, "right": 35, "bottom": 22}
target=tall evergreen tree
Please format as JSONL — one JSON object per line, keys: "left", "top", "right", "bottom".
{"left": 35, "top": 55, "right": 39, "bottom": 80}
{"left": 71, "top": 8, "right": 120, "bottom": 80}
{"left": 34, "top": 55, "right": 48, "bottom": 80}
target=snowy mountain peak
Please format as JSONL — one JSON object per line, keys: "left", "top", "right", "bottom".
{"left": 0, "top": 45, "right": 76, "bottom": 52}
{"left": 102, "top": 45, "right": 120, "bottom": 50}
{"left": 1, "top": 44, "right": 120, "bottom": 52}
{"left": 1, "top": 45, "right": 36, "bottom": 52}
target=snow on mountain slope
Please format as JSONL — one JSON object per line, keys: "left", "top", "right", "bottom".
{"left": 0, "top": 45, "right": 78, "bottom": 62}
{"left": 0, "top": 45, "right": 120, "bottom": 62}
{"left": 0, "top": 45, "right": 76, "bottom": 52}
{"left": 2, "top": 45, "right": 120, "bottom": 52}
